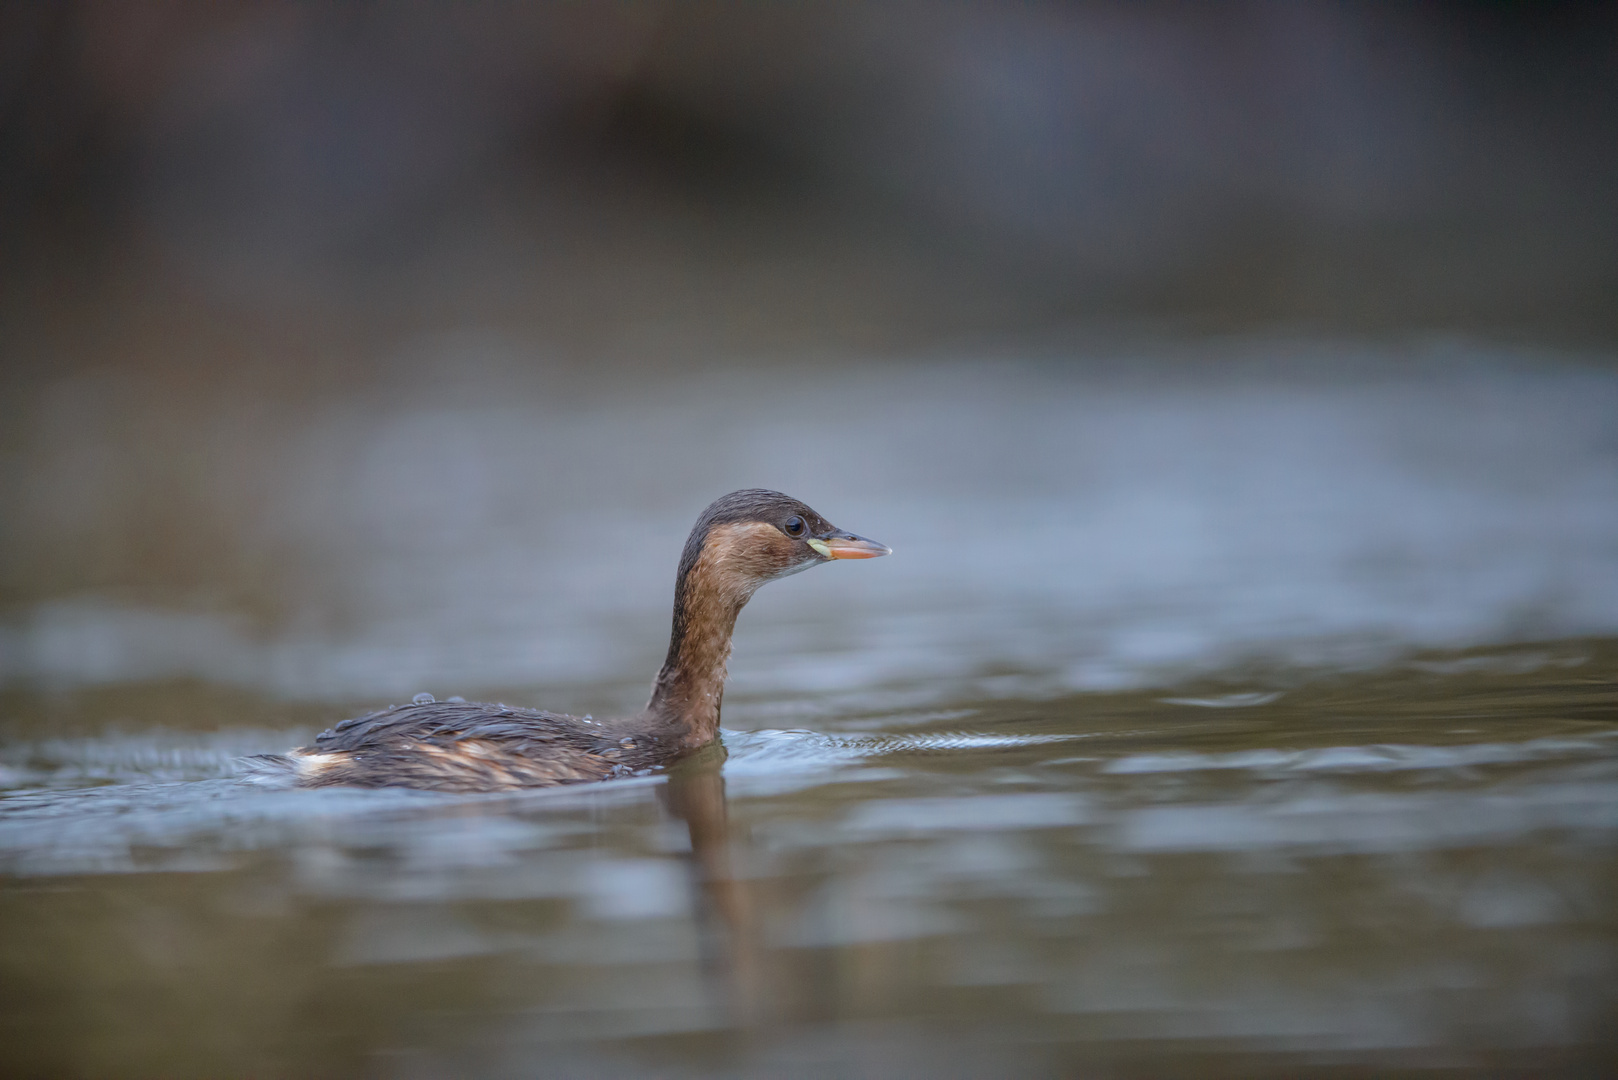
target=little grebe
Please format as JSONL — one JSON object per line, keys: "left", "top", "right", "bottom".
{"left": 275, "top": 489, "right": 888, "bottom": 791}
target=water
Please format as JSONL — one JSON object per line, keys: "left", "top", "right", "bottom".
{"left": 3, "top": 649, "right": 1616, "bottom": 1076}
{"left": 3, "top": 340, "right": 1617, "bottom": 1075}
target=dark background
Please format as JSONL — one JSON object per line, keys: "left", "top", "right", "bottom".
{"left": 4, "top": 0, "right": 1617, "bottom": 367}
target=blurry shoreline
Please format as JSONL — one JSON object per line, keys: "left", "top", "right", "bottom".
{"left": 5, "top": 1, "right": 1617, "bottom": 368}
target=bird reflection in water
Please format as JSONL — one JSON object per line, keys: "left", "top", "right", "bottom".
{"left": 659, "top": 741, "right": 763, "bottom": 1026}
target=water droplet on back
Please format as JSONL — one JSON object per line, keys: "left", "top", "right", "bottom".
{"left": 412, "top": 692, "right": 435, "bottom": 705}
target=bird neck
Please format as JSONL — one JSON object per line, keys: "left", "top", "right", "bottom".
{"left": 644, "top": 549, "right": 761, "bottom": 749}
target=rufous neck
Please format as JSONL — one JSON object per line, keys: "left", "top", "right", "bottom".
{"left": 645, "top": 565, "right": 757, "bottom": 749}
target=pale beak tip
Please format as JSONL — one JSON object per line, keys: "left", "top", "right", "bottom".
{"left": 812, "top": 535, "right": 891, "bottom": 560}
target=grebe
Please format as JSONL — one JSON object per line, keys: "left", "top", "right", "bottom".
{"left": 273, "top": 489, "right": 889, "bottom": 791}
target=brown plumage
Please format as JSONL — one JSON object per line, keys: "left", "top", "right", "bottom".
{"left": 264, "top": 490, "right": 889, "bottom": 792}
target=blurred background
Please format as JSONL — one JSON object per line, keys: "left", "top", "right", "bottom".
{"left": 3, "top": 3, "right": 1618, "bottom": 1076}
{"left": 3, "top": 0, "right": 1617, "bottom": 703}
{"left": 5, "top": 1, "right": 1618, "bottom": 344}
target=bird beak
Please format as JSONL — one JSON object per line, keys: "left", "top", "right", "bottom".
{"left": 808, "top": 533, "right": 892, "bottom": 560}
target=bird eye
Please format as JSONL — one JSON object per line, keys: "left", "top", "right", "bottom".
{"left": 784, "top": 516, "right": 805, "bottom": 537}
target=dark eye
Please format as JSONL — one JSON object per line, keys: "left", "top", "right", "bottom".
{"left": 784, "top": 516, "right": 806, "bottom": 537}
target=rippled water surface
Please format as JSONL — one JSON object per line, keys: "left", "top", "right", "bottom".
{"left": 3, "top": 343, "right": 1617, "bottom": 1076}
{"left": 3, "top": 646, "right": 1616, "bottom": 1078}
